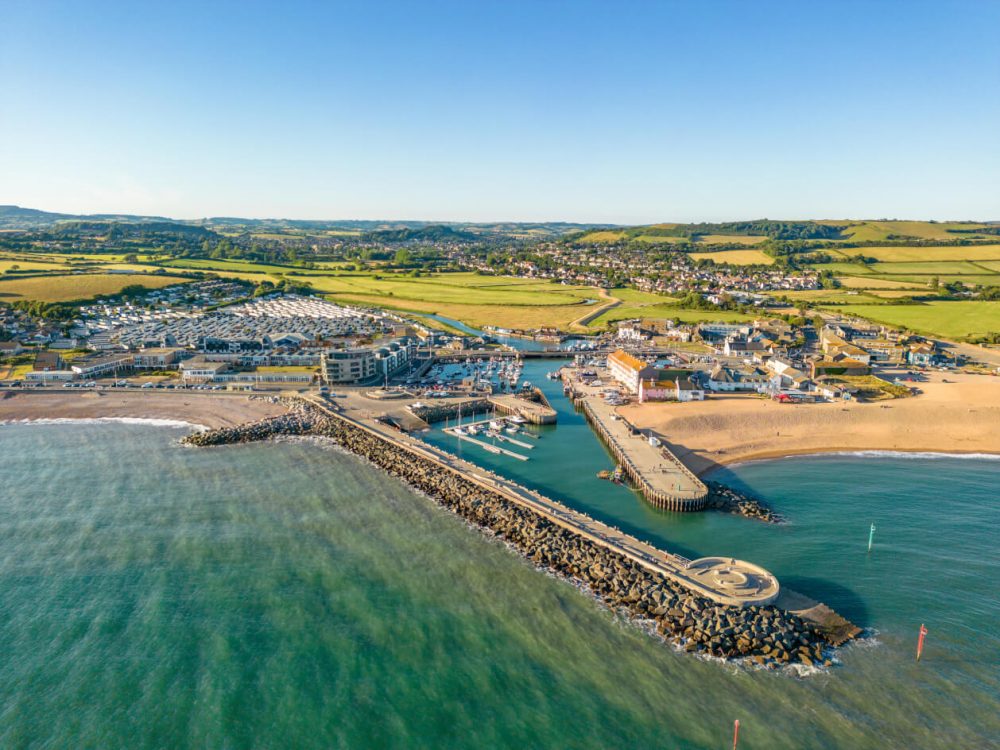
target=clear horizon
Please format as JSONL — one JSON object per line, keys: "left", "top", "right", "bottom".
{"left": 5, "top": 202, "right": 1000, "bottom": 226}
{"left": 2, "top": 1, "right": 999, "bottom": 223}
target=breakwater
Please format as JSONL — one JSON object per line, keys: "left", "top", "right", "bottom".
{"left": 706, "top": 481, "right": 783, "bottom": 523}
{"left": 488, "top": 389, "right": 558, "bottom": 425}
{"left": 408, "top": 399, "right": 491, "bottom": 426}
{"left": 184, "top": 403, "right": 837, "bottom": 668}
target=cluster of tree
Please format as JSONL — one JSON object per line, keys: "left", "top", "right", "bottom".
{"left": 976, "top": 285, "right": 1000, "bottom": 300}
{"left": 251, "top": 278, "right": 314, "bottom": 297}
{"left": 11, "top": 300, "right": 78, "bottom": 320}
{"left": 361, "top": 225, "right": 478, "bottom": 243}
{"left": 53, "top": 221, "right": 218, "bottom": 241}
{"left": 968, "top": 332, "right": 1000, "bottom": 344}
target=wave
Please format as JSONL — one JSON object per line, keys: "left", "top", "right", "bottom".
{"left": 823, "top": 450, "right": 1000, "bottom": 461}
{"left": 0, "top": 416, "right": 206, "bottom": 430}
{"left": 723, "top": 450, "right": 1000, "bottom": 471}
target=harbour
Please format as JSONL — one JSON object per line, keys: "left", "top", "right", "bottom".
{"left": 443, "top": 415, "right": 534, "bottom": 461}
{"left": 2, "top": 420, "right": 997, "bottom": 749}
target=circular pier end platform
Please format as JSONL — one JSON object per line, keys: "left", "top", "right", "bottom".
{"left": 684, "top": 557, "right": 780, "bottom": 607}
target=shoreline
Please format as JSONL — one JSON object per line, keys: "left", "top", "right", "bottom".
{"left": 618, "top": 370, "right": 1000, "bottom": 477}
{"left": 180, "top": 400, "right": 858, "bottom": 667}
{"left": 702, "top": 445, "right": 1000, "bottom": 475}
{"left": 0, "top": 390, "right": 290, "bottom": 430}
{"left": 0, "top": 415, "right": 207, "bottom": 430}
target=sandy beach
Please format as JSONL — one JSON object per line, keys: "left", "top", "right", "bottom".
{"left": 0, "top": 390, "right": 288, "bottom": 429}
{"left": 619, "top": 371, "right": 1000, "bottom": 475}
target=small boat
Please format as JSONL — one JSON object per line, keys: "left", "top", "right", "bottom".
{"left": 489, "top": 420, "right": 503, "bottom": 431}
{"left": 508, "top": 415, "right": 527, "bottom": 424}
{"left": 505, "top": 425, "right": 520, "bottom": 434}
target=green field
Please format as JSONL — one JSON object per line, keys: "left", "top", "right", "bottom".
{"left": 868, "top": 261, "right": 988, "bottom": 275}
{"left": 693, "top": 234, "right": 768, "bottom": 245}
{"left": 816, "top": 248, "right": 1000, "bottom": 290}
{"left": 820, "top": 220, "right": 997, "bottom": 242}
{"left": 770, "top": 289, "right": 889, "bottom": 305}
{"left": 298, "top": 272, "right": 595, "bottom": 307}
{"left": 831, "top": 244, "right": 1000, "bottom": 262}
{"left": 837, "top": 275, "right": 924, "bottom": 290}
{"left": 585, "top": 288, "right": 757, "bottom": 329}
{"left": 159, "top": 258, "right": 317, "bottom": 274}
{"left": 831, "top": 301, "right": 1000, "bottom": 340}
{"left": 688, "top": 249, "right": 774, "bottom": 265}
{"left": 0, "top": 273, "right": 186, "bottom": 302}
{"left": 0, "top": 258, "right": 74, "bottom": 273}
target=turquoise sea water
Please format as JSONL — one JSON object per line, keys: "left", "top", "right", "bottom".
{"left": 1, "top": 374, "right": 998, "bottom": 747}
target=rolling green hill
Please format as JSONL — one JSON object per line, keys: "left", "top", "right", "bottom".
{"left": 572, "top": 219, "right": 999, "bottom": 246}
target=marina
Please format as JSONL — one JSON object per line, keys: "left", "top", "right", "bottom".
{"left": 444, "top": 415, "right": 534, "bottom": 461}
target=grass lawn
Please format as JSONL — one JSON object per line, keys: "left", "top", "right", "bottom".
{"left": 0, "top": 363, "right": 35, "bottom": 379}
{"left": 831, "top": 301, "right": 1000, "bottom": 340}
{"left": 0, "top": 273, "right": 187, "bottom": 303}
{"left": 688, "top": 249, "right": 774, "bottom": 265}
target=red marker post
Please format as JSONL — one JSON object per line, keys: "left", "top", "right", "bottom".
{"left": 732, "top": 719, "right": 740, "bottom": 750}
{"left": 917, "top": 624, "right": 928, "bottom": 661}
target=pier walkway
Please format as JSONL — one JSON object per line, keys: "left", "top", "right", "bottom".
{"left": 487, "top": 392, "right": 557, "bottom": 425}
{"left": 567, "top": 374, "right": 708, "bottom": 511}
{"left": 305, "top": 395, "right": 779, "bottom": 608}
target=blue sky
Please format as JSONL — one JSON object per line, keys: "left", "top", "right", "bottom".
{"left": 1, "top": 0, "right": 998, "bottom": 223}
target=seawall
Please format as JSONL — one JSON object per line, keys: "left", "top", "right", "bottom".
{"left": 183, "top": 401, "right": 848, "bottom": 668}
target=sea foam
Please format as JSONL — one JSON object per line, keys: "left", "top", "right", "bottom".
{"left": 0, "top": 416, "right": 206, "bottom": 430}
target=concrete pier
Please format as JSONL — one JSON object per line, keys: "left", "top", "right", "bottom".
{"left": 568, "top": 378, "right": 708, "bottom": 511}
{"left": 487, "top": 392, "right": 557, "bottom": 425}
